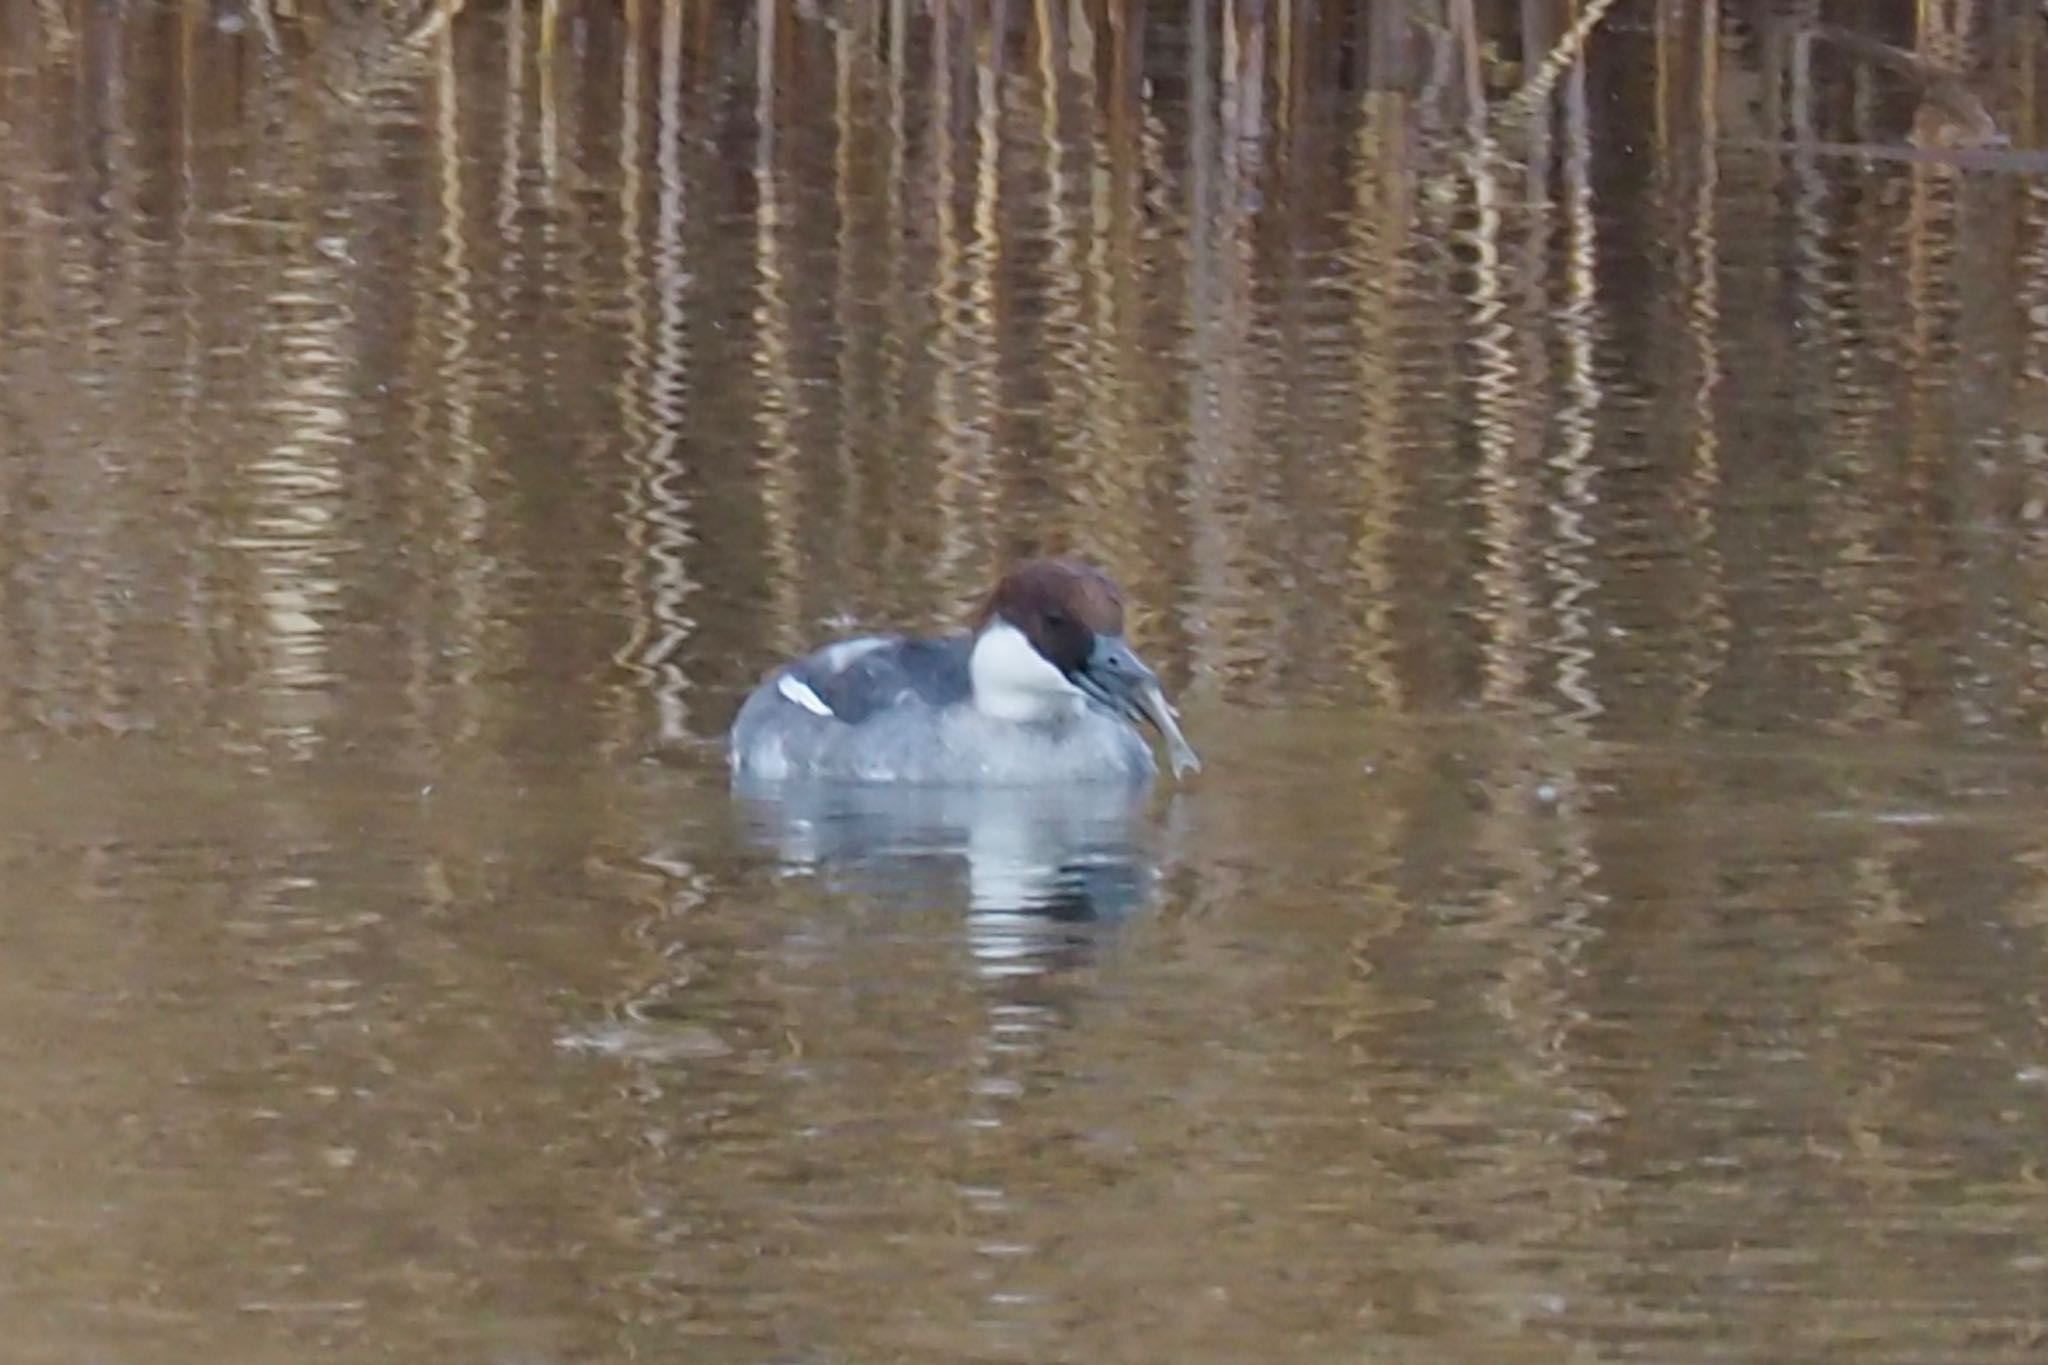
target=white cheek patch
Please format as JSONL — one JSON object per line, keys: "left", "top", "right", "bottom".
{"left": 777, "top": 674, "right": 835, "bottom": 717}
{"left": 970, "top": 621, "right": 1084, "bottom": 723}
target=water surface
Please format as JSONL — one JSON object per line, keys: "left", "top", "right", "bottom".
{"left": 5, "top": 2, "right": 2048, "bottom": 1360}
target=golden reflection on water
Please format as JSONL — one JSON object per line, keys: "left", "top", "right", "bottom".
{"left": 1345, "top": 89, "right": 1409, "bottom": 712}
{"left": 431, "top": 20, "right": 492, "bottom": 750}
{"left": 752, "top": 0, "right": 803, "bottom": 652}
{"left": 1548, "top": 53, "right": 1602, "bottom": 730}
{"left": 957, "top": 13, "right": 1004, "bottom": 581}
{"left": 1186, "top": 0, "right": 1264, "bottom": 696}
{"left": 11, "top": 3, "right": 2048, "bottom": 1362}
{"left": 617, "top": 0, "right": 699, "bottom": 746}
{"left": 1679, "top": 0, "right": 1729, "bottom": 729}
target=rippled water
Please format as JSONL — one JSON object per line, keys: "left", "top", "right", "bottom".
{"left": 6, "top": 1, "right": 2048, "bottom": 1360}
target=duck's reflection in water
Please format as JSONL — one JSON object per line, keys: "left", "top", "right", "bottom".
{"left": 726, "top": 781, "right": 1172, "bottom": 1335}
{"left": 732, "top": 777, "right": 1165, "bottom": 979}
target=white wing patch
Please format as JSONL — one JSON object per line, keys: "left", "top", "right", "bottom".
{"left": 822, "top": 636, "right": 890, "bottom": 672}
{"left": 777, "top": 674, "right": 835, "bottom": 717}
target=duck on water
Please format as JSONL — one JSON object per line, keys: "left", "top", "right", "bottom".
{"left": 727, "top": 558, "right": 1200, "bottom": 785}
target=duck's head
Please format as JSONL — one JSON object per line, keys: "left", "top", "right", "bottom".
{"left": 968, "top": 558, "right": 1201, "bottom": 778}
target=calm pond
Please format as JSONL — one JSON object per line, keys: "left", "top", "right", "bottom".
{"left": 4, "top": 1, "right": 2048, "bottom": 1360}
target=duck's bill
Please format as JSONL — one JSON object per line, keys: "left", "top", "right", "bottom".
{"left": 1077, "top": 636, "right": 1202, "bottom": 779}
{"left": 1131, "top": 678, "right": 1202, "bottom": 778}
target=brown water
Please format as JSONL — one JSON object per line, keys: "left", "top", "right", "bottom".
{"left": 6, "top": 1, "right": 2048, "bottom": 1360}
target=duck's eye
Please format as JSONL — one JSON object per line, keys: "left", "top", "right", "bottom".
{"left": 1043, "top": 610, "right": 1070, "bottom": 629}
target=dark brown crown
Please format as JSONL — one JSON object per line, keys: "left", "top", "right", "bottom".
{"left": 970, "top": 558, "right": 1127, "bottom": 674}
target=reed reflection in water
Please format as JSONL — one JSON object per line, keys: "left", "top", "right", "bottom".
{"left": 5, "top": 1, "right": 2048, "bottom": 1362}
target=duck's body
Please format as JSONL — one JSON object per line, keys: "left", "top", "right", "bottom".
{"left": 727, "top": 559, "right": 1199, "bottom": 787}
{"left": 727, "top": 631, "right": 1161, "bottom": 784}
